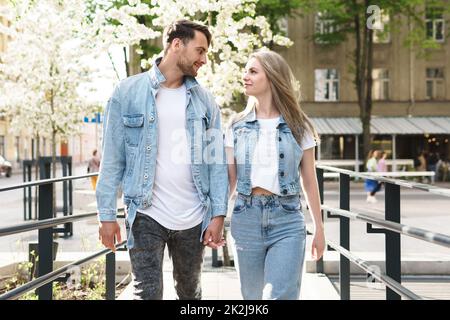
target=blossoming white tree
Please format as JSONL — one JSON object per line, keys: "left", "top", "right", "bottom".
{"left": 136, "top": 0, "right": 293, "bottom": 110}
{"left": 0, "top": 0, "right": 294, "bottom": 173}
{"left": 0, "top": 0, "right": 156, "bottom": 176}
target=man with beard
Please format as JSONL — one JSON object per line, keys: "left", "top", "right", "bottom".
{"left": 96, "top": 20, "right": 228, "bottom": 300}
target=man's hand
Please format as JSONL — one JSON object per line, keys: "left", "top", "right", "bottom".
{"left": 203, "top": 216, "right": 226, "bottom": 249}
{"left": 99, "top": 221, "right": 122, "bottom": 252}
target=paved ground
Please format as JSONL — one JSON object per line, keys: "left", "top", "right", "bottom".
{"left": 328, "top": 275, "right": 450, "bottom": 300}
{"left": 117, "top": 248, "right": 340, "bottom": 300}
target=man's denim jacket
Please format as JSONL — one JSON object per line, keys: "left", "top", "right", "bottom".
{"left": 231, "top": 109, "right": 304, "bottom": 196}
{"left": 96, "top": 58, "right": 229, "bottom": 249}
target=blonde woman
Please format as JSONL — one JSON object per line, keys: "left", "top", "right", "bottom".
{"left": 225, "top": 50, "right": 325, "bottom": 300}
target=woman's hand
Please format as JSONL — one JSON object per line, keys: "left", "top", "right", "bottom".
{"left": 311, "top": 228, "right": 326, "bottom": 261}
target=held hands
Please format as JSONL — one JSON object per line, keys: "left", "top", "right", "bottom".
{"left": 99, "top": 221, "right": 122, "bottom": 252}
{"left": 203, "top": 216, "right": 226, "bottom": 249}
{"left": 311, "top": 228, "right": 326, "bottom": 261}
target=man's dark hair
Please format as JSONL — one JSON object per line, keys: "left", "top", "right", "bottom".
{"left": 163, "top": 19, "right": 211, "bottom": 54}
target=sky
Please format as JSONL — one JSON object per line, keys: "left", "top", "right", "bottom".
{"left": 83, "top": 45, "right": 128, "bottom": 106}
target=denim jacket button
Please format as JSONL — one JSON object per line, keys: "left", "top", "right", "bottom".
{"left": 282, "top": 189, "right": 288, "bottom": 195}
{"left": 278, "top": 137, "right": 282, "bottom": 141}
{"left": 146, "top": 145, "right": 151, "bottom": 151}
{"left": 144, "top": 174, "right": 148, "bottom": 179}
{"left": 279, "top": 153, "right": 284, "bottom": 159}
{"left": 280, "top": 171, "right": 285, "bottom": 177}
{"left": 149, "top": 116, "right": 155, "bottom": 122}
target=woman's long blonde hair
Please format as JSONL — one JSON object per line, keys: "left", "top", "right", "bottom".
{"left": 232, "top": 50, "right": 319, "bottom": 146}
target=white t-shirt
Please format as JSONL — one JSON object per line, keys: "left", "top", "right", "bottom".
{"left": 138, "top": 84, "right": 204, "bottom": 230}
{"left": 224, "top": 118, "right": 316, "bottom": 195}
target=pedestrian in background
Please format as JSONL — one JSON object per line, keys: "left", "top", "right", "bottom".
{"left": 365, "top": 149, "right": 381, "bottom": 203}
{"left": 88, "top": 149, "right": 101, "bottom": 190}
{"left": 377, "top": 150, "right": 388, "bottom": 173}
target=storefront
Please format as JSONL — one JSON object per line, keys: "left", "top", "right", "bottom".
{"left": 311, "top": 117, "right": 450, "bottom": 171}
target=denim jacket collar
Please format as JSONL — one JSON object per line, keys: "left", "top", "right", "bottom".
{"left": 148, "top": 57, "right": 200, "bottom": 91}
{"left": 244, "top": 107, "right": 287, "bottom": 128}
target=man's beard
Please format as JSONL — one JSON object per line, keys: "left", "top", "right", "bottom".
{"left": 177, "top": 57, "right": 197, "bottom": 77}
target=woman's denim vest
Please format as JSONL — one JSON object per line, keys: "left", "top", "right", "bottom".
{"left": 232, "top": 109, "right": 304, "bottom": 196}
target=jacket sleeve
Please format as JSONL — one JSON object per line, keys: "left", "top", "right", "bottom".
{"left": 206, "top": 94, "right": 229, "bottom": 218}
{"left": 95, "top": 85, "right": 126, "bottom": 221}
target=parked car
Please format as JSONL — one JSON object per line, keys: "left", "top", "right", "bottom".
{"left": 0, "top": 155, "right": 12, "bottom": 178}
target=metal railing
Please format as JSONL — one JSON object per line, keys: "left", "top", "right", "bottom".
{"left": 315, "top": 165, "right": 450, "bottom": 300}
{"left": 2, "top": 165, "right": 449, "bottom": 300}
{"left": 0, "top": 172, "right": 126, "bottom": 300}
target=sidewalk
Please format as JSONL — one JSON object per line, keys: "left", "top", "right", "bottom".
{"left": 116, "top": 247, "right": 340, "bottom": 300}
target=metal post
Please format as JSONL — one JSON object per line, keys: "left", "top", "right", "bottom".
{"left": 317, "top": 141, "right": 322, "bottom": 161}
{"left": 316, "top": 167, "right": 324, "bottom": 274}
{"left": 392, "top": 135, "right": 397, "bottom": 172}
{"left": 68, "top": 160, "right": 73, "bottom": 236}
{"left": 23, "top": 164, "right": 27, "bottom": 221}
{"left": 106, "top": 252, "right": 116, "bottom": 300}
{"left": 212, "top": 249, "right": 219, "bottom": 267}
{"left": 385, "top": 182, "right": 401, "bottom": 300}
{"left": 37, "top": 162, "right": 53, "bottom": 300}
{"left": 28, "top": 164, "right": 32, "bottom": 219}
{"left": 354, "top": 135, "right": 359, "bottom": 173}
{"left": 339, "top": 173, "right": 350, "bottom": 300}
{"left": 62, "top": 159, "right": 68, "bottom": 217}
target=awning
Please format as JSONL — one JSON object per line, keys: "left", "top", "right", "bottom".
{"left": 310, "top": 117, "right": 450, "bottom": 135}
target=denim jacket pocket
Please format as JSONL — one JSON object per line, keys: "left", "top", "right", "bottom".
{"left": 278, "top": 196, "right": 301, "bottom": 213}
{"left": 123, "top": 114, "right": 144, "bottom": 147}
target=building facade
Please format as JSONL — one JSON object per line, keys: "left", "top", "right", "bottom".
{"left": 279, "top": 5, "right": 450, "bottom": 168}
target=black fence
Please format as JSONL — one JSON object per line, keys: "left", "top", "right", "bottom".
{"left": 0, "top": 172, "right": 125, "bottom": 300}
{"left": 2, "top": 166, "right": 450, "bottom": 300}
{"left": 315, "top": 165, "right": 450, "bottom": 300}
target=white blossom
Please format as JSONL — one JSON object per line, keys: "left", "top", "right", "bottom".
{"left": 140, "top": 0, "right": 294, "bottom": 108}
{"left": 0, "top": 0, "right": 294, "bottom": 145}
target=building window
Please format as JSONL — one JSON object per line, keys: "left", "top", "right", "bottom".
{"left": 426, "top": 68, "right": 445, "bottom": 100}
{"left": 373, "top": 11, "right": 391, "bottom": 43}
{"left": 426, "top": 6, "right": 444, "bottom": 42}
{"left": 0, "top": 135, "right": 5, "bottom": 156}
{"left": 315, "top": 69, "right": 339, "bottom": 101}
{"left": 372, "top": 69, "right": 390, "bottom": 100}
{"left": 314, "top": 12, "right": 336, "bottom": 44}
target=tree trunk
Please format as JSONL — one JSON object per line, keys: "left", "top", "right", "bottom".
{"left": 361, "top": 112, "right": 372, "bottom": 161}
{"left": 50, "top": 85, "right": 57, "bottom": 219}
{"left": 34, "top": 134, "right": 40, "bottom": 220}
{"left": 128, "top": 44, "right": 142, "bottom": 76}
{"left": 123, "top": 47, "right": 130, "bottom": 77}
{"left": 52, "top": 129, "right": 57, "bottom": 219}
{"left": 355, "top": 1, "right": 375, "bottom": 165}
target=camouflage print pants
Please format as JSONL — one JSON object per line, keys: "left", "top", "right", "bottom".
{"left": 127, "top": 213, "right": 205, "bottom": 300}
